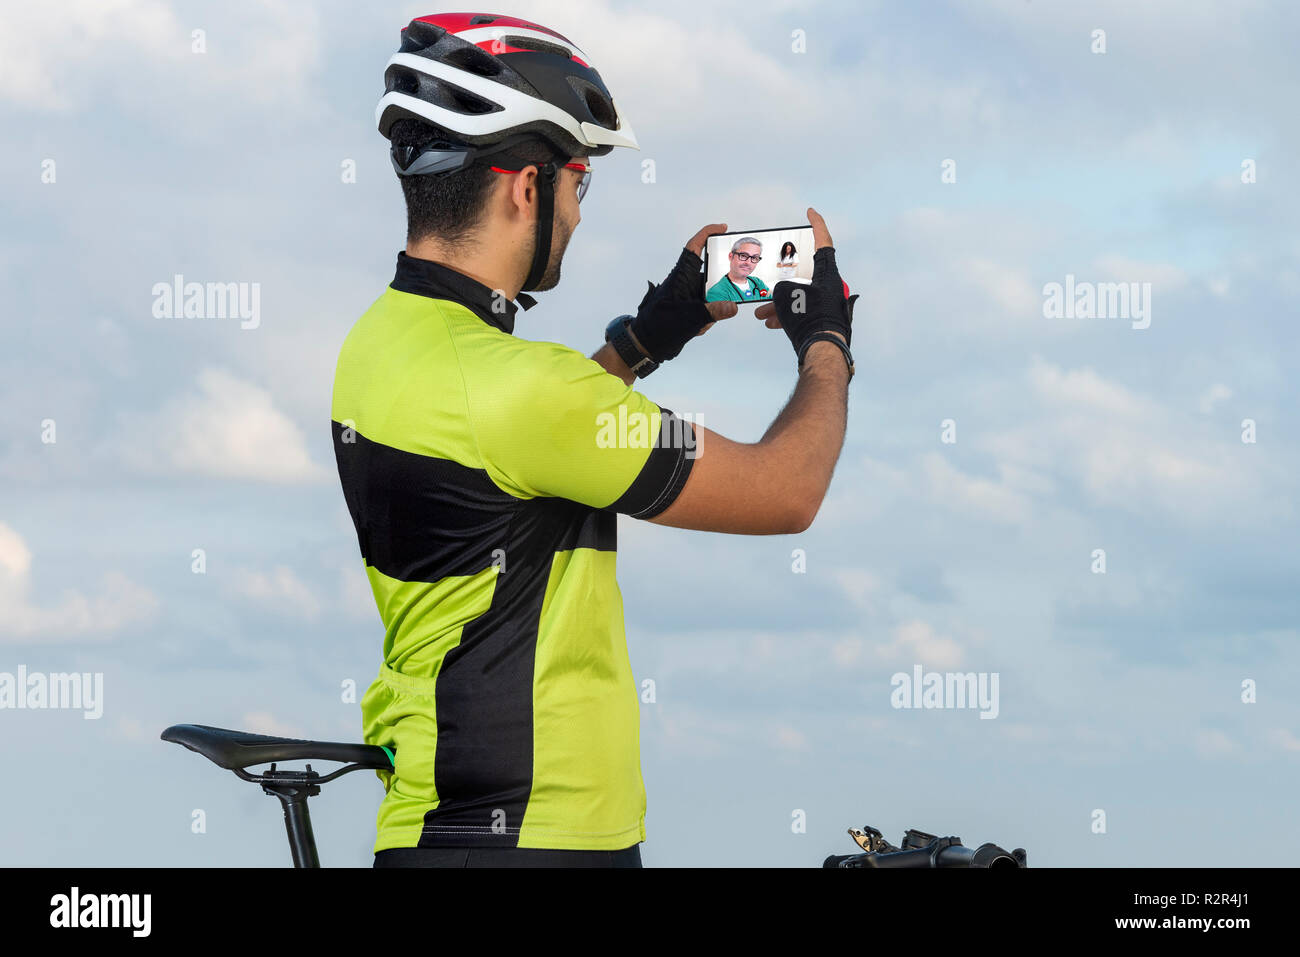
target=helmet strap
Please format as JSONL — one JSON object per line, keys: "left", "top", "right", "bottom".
{"left": 521, "top": 162, "right": 557, "bottom": 292}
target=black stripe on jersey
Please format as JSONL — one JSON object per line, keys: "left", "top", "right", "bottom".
{"left": 416, "top": 495, "right": 609, "bottom": 846}
{"left": 609, "top": 409, "right": 697, "bottom": 519}
{"left": 332, "top": 421, "right": 520, "bottom": 581}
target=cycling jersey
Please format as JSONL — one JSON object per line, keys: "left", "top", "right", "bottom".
{"left": 331, "top": 252, "right": 695, "bottom": 852}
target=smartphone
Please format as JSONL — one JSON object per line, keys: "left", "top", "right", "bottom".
{"left": 702, "top": 225, "right": 815, "bottom": 306}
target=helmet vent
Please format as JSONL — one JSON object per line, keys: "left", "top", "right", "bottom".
{"left": 567, "top": 76, "right": 617, "bottom": 128}
{"left": 444, "top": 43, "right": 503, "bottom": 77}
{"left": 502, "top": 35, "right": 573, "bottom": 59}
{"left": 469, "top": 15, "right": 498, "bottom": 25}
{"left": 389, "top": 67, "right": 419, "bottom": 96}
{"left": 440, "top": 82, "right": 501, "bottom": 115}
{"left": 401, "top": 20, "right": 446, "bottom": 53}
{"left": 584, "top": 88, "right": 617, "bottom": 127}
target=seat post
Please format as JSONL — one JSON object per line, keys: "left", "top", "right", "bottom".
{"left": 260, "top": 765, "right": 322, "bottom": 868}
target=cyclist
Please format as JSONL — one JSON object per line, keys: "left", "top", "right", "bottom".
{"left": 332, "top": 12, "right": 857, "bottom": 868}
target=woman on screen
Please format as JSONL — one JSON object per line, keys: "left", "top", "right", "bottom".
{"left": 775, "top": 241, "right": 799, "bottom": 282}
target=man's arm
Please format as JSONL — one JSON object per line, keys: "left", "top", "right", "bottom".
{"left": 648, "top": 337, "right": 850, "bottom": 535}
{"left": 591, "top": 301, "right": 732, "bottom": 385}
{"left": 591, "top": 337, "right": 641, "bottom": 386}
{"left": 590, "top": 223, "right": 733, "bottom": 384}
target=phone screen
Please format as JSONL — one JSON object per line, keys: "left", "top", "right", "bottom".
{"left": 703, "top": 226, "right": 815, "bottom": 306}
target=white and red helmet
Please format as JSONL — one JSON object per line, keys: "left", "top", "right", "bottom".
{"left": 377, "top": 12, "right": 638, "bottom": 173}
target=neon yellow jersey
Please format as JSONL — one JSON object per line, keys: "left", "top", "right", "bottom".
{"left": 331, "top": 253, "right": 695, "bottom": 852}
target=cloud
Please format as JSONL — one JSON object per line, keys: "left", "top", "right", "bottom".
{"left": 0, "top": 523, "right": 158, "bottom": 642}
{"left": 241, "top": 711, "right": 307, "bottom": 740}
{"left": 127, "top": 368, "right": 329, "bottom": 483}
{"left": 874, "top": 619, "right": 965, "bottom": 669}
{"left": 1094, "top": 255, "right": 1189, "bottom": 291}
{"left": 959, "top": 256, "right": 1042, "bottom": 316}
{"left": 1198, "top": 383, "right": 1233, "bottom": 414}
{"left": 1194, "top": 728, "right": 1238, "bottom": 757}
{"left": 338, "top": 560, "right": 379, "bottom": 621}
{"left": 833, "top": 568, "right": 883, "bottom": 611}
{"left": 1268, "top": 728, "right": 1300, "bottom": 753}
{"left": 0, "top": 0, "right": 323, "bottom": 118}
{"left": 920, "top": 453, "right": 1034, "bottom": 525}
{"left": 982, "top": 357, "right": 1278, "bottom": 522}
{"left": 228, "top": 565, "right": 323, "bottom": 620}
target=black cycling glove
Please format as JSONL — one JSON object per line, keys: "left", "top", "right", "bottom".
{"left": 627, "top": 247, "right": 713, "bottom": 363}
{"left": 772, "top": 246, "right": 859, "bottom": 372}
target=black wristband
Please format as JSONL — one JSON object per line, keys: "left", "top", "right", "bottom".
{"left": 797, "top": 332, "right": 854, "bottom": 378}
{"left": 605, "top": 314, "right": 659, "bottom": 378}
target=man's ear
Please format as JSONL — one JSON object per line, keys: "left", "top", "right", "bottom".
{"left": 505, "top": 165, "right": 537, "bottom": 218}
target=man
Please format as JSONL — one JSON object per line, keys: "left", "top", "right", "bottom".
{"left": 706, "top": 236, "right": 772, "bottom": 302}
{"left": 332, "top": 13, "right": 858, "bottom": 868}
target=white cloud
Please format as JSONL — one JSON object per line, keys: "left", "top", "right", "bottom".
{"left": 831, "top": 637, "right": 865, "bottom": 666}
{"left": 920, "top": 453, "right": 1034, "bottom": 525}
{"left": 1268, "top": 728, "right": 1300, "bottom": 753}
{"left": 0, "top": 523, "right": 158, "bottom": 642}
{"left": 242, "top": 711, "right": 306, "bottom": 739}
{"left": 1194, "top": 728, "right": 1238, "bottom": 757}
{"left": 338, "top": 561, "right": 378, "bottom": 621}
{"left": 873, "top": 619, "right": 965, "bottom": 669}
{"left": 1094, "top": 255, "right": 1189, "bottom": 291}
{"left": 833, "top": 568, "right": 882, "bottom": 611}
{"left": 130, "top": 368, "right": 328, "bottom": 483}
{"left": 1198, "top": 383, "right": 1233, "bottom": 414}
{"left": 1027, "top": 356, "right": 1153, "bottom": 418}
{"left": 0, "top": 0, "right": 323, "bottom": 117}
{"left": 0, "top": 0, "right": 181, "bottom": 110}
{"left": 230, "top": 565, "right": 323, "bottom": 620}
{"left": 959, "top": 256, "right": 1041, "bottom": 317}
{"left": 529, "top": 0, "right": 831, "bottom": 146}
{"left": 983, "top": 357, "right": 1274, "bottom": 521}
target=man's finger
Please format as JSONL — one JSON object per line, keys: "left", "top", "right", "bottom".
{"left": 754, "top": 302, "right": 776, "bottom": 322}
{"left": 706, "top": 300, "right": 738, "bottom": 322}
{"left": 685, "top": 223, "right": 729, "bottom": 257}
{"left": 808, "top": 207, "right": 832, "bottom": 249}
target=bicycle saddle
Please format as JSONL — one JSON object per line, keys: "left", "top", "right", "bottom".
{"left": 161, "top": 724, "right": 394, "bottom": 771}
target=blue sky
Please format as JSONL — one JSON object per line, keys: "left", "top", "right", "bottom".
{"left": 1, "top": 0, "right": 1297, "bottom": 866}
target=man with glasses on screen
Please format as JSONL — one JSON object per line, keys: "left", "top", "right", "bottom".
{"left": 706, "top": 236, "right": 773, "bottom": 302}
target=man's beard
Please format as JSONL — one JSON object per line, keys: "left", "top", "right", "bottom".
{"left": 529, "top": 212, "right": 574, "bottom": 292}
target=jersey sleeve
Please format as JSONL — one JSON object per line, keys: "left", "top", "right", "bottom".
{"left": 467, "top": 338, "right": 696, "bottom": 518}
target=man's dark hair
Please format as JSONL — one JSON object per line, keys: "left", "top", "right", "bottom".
{"left": 390, "top": 118, "right": 568, "bottom": 248}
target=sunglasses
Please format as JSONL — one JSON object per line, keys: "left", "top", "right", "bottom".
{"left": 490, "top": 161, "right": 593, "bottom": 203}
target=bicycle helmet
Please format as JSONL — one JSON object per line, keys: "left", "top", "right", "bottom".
{"left": 376, "top": 13, "right": 640, "bottom": 291}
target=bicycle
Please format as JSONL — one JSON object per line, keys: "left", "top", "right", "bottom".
{"left": 161, "top": 723, "right": 1027, "bottom": 868}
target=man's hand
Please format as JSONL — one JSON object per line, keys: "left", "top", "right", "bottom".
{"left": 627, "top": 223, "right": 736, "bottom": 364}
{"left": 754, "top": 208, "right": 857, "bottom": 363}
{"left": 684, "top": 222, "right": 728, "bottom": 258}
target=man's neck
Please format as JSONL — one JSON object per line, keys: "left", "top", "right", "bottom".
{"left": 406, "top": 241, "right": 522, "bottom": 300}
{"left": 731, "top": 274, "right": 749, "bottom": 286}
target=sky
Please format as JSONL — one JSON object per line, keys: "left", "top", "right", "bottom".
{"left": 1, "top": 0, "right": 1297, "bottom": 867}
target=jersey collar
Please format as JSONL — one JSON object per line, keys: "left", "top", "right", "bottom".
{"left": 390, "top": 252, "right": 537, "bottom": 335}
